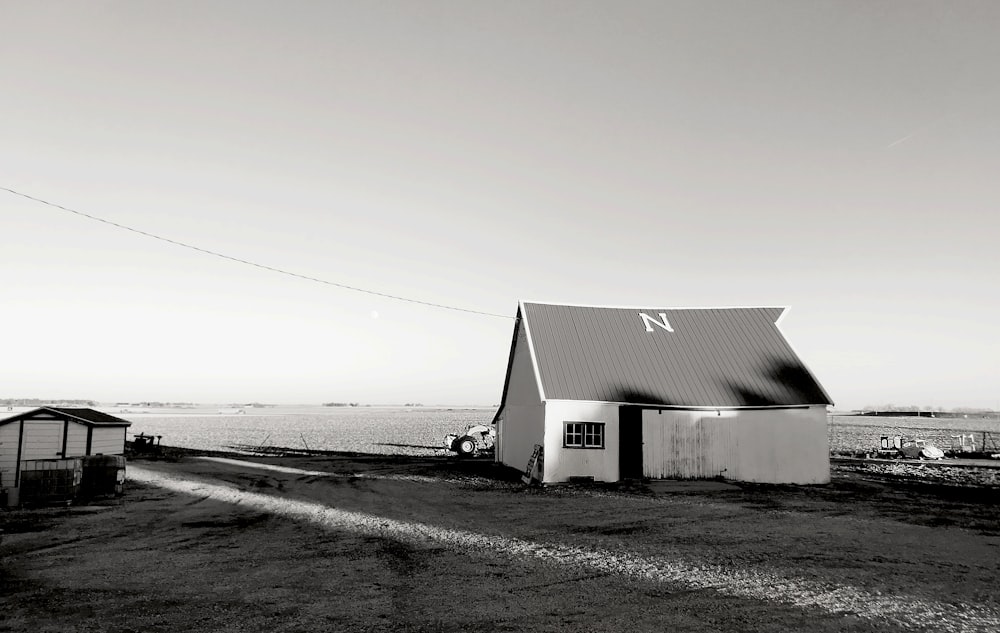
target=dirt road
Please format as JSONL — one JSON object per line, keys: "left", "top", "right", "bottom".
{"left": 2, "top": 452, "right": 999, "bottom": 632}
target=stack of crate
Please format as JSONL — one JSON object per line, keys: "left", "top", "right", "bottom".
{"left": 18, "top": 459, "right": 83, "bottom": 505}
{"left": 80, "top": 454, "right": 127, "bottom": 498}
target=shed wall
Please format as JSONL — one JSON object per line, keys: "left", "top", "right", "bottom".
{"left": 543, "top": 400, "right": 620, "bottom": 483}
{"left": 20, "top": 420, "right": 64, "bottom": 460}
{"left": 65, "top": 423, "right": 88, "bottom": 456}
{"left": 640, "top": 406, "right": 829, "bottom": 484}
{"left": 0, "top": 422, "right": 20, "bottom": 488}
{"left": 90, "top": 426, "right": 127, "bottom": 455}
{"left": 496, "top": 324, "right": 544, "bottom": 473}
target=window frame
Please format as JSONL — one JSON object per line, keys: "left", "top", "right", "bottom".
{"left": 563, "top": 421, "right": 605, "bottom": 449}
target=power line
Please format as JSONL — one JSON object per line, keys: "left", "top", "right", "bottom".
{"left": 2, "top": 186, "right": 512, "bottom": 320}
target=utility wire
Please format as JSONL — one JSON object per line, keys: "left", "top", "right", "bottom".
{"left": 2, "top": 186, "right": 512, "bottom": 319}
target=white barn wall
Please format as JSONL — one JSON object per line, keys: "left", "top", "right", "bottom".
{"left": 499, "top": 405, "right": 544, "bottom": 476}
{"left": 543, "top": 401, "right": 620, "bottom": 483}
{"left": 642, "top": 410, "right": 729, "bottom": 480}
{"left": 90, "top": 427, "right": 127, "bottom": 455}
{"left": 640, "top": 406, "right": 829, "bottom": 484}
{"left": 731, "top": 406, "right": 829, "bottom": 483}
{"left": 497, "top": 325, "right": 544, "bottom": 473}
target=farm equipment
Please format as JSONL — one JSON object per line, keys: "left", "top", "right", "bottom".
{"left": 949, "top": 434, "right": 977, "bottom": 453}
{"left": 130, "top": 432, "right": 163, "bottom": 455}
{"left": 444, "top": 424, "right": 495, "bottom": 457}
{"left": 874, "top": 435, "right": 944, "bottom": 460}
{"left": 875, "top": 435, "right": 904, "bottom": 457}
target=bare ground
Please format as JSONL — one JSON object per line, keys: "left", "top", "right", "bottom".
{"left": 2, "top": 451, "right": 999, "bottom": 633}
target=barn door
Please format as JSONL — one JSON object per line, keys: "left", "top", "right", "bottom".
{"left": 641, "top": 410, "right": 731, "bottom": 479}
{"left": 643, "top": 410, "right": 692, "bottom": 478}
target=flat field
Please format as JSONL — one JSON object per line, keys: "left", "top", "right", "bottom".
{"left": 118, "top": 406, "right": 496, "bottom": 456}
{"left": 828, "top": 415, "right": 1000, "bottom": 451}
{"left": 2, "top": 451, "right": 999, "bottom": 633}
{"left": 102, "top": 407, "right": 1000, "bottom": 458}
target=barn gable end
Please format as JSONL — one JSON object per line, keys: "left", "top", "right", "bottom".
{"left": 492, "top": 310, "right": 545, "bottom": 475}
{"left": 492, "top": 301, "right": 833, "bottom": 485}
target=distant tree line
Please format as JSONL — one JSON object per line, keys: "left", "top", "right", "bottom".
{"left": 323, "top": 402, "right": 360, "bottom": 407}
{"left": 858, "top": 404, "right": 997, "bottom": 418}
{"left": 117, "top": 401, "right": 196, "bottom": 407}
{"left": 1, "top": 398, "right": 97, "bottom": 406}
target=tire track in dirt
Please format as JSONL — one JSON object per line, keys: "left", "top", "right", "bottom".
{"left": 196, "top": 457, "right": 444, "bottom": 483}
{"left": 129, "top": 466, "right": 1000, "bottom": 633}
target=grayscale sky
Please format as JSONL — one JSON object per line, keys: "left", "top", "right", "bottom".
{"left": 2, "top": 1, "right": 998, "bottom": 409}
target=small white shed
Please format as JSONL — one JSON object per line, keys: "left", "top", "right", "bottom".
{"left": 492, "top": 301, "right": 834, "bottom": 485}
{"left": 0, "top": 407, "right": 131, "bottom": 492}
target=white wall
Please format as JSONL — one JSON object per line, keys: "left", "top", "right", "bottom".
{"left": 0, "top": 422, "right": 20, "bottom": 489}
{"left": 640, "top": 406, "right": 829, "bottom": 484}
{"left": 20, "top": 420, "right": 64, "bottom": 460}
{"left": 543, "top": 401, "right": 620, "bottom": 483}
{"left": 0, "top": 419, "right": 65, "bottom": 488}
{"left": 90, "top": 426, "right": 126, "bottom": 455}
{"left": 65, "top": 423, "right": 88, "bottom": 457}
{"left": 496, "top": 324, "right": 544, "bottom": 473}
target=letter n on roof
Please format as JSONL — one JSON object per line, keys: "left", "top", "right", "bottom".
{"left": 638, "top": 312, "right": 673, "bottom": 333}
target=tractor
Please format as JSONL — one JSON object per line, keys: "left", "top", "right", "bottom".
{"left": 444, "top": 424, "right": 495, "bottom": 457}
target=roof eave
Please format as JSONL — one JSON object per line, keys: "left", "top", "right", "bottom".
{"left": 491, "top": 306, "right": 524, "bottom": 425}
{"left": 41, "top": 406, "right": 132, "bottom": 427}
{"left": 542, "top": 398, "right": 827, "bottom": 410}
{"left": 772, "top": 307, "right": 836, "bottom": 407}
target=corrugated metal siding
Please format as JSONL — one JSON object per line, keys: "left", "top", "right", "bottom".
{"left": 642, "top": 411, "right": 734, "bottom": 479}
{"left": 523, "top": 303, "right": 831, "bottom": 407}
{"left": 639, "top": 407, "right": 830, "bottom": 483}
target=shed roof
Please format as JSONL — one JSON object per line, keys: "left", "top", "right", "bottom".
{"left": 0, "top": 407, "right": 132, "bottom": 427}
{"left": 503, "top": 301, "right": 832, "bottom": 408}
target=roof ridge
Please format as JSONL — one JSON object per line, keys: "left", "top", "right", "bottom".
{"left": 520, "top": 299, "right": 789, "bottom": 311}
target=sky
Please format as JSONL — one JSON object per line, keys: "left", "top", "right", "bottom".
{"left": 1, "top": 1, "right": 998, "bottom": 409}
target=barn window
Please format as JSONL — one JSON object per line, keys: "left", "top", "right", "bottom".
{"left": 564, "top": 422, "right": 605, "bottom": 449}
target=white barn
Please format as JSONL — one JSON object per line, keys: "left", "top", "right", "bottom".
{"left": 0, "top": 407, "right": 131, "bottom": 493}
{"left": 492, "top": 301, "right": 834, "bottom": 485}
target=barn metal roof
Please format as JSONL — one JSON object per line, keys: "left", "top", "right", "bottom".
{"left": 517, "top": 301, "right": 833, "bottom": 407}
{"left": 0, "top": 407, "right": 132, "bottom": 427}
